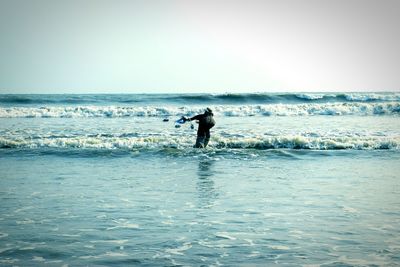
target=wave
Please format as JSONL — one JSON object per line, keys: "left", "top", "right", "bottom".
{"left": 295, "top": 93, "right": 400, "bottom": 102}
{"left": 1, "top": 134, "right": 398, "bottom": 150}
{"left": 0, "top": 94, "right": 99, "bottom": 105}
{"left": 1, "top": 102, "right": 399, "bottom": 118}
{"left": 1, "top": 93, "right": 399, "bottom": 106}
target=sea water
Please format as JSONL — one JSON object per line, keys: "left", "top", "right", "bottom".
{"left": 0, "top": 93, "right": 399, "bottom": 266}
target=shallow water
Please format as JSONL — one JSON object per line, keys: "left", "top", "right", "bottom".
{"left": 1, "top": 151, "right": 400, "bottom": 266}
{"left": 1, "top": 93, "right": 400, "bottom": 266}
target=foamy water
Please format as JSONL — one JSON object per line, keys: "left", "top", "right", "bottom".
{"left": 1, "top": 102, "right": 399, "bottom": 118}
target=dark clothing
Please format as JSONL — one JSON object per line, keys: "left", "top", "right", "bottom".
{"left": 189, "top": 113, "right": 215, "bottom": 136}
{"left": 188, "top": 112, "right": 215, "bottom": 148}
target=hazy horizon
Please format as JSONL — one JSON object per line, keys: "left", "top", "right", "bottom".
{"left": 1, "top": 0, "right": 399, "bottom": 94}
{"left": 0, "top": 91, "right": 399, "bottom": 96}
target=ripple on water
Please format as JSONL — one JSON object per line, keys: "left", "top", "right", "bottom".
{"left": 90, "top": 239, "right": 130, "bottom": 245}
{"left": 106, "top": 219, "right": 140, "bottom": 230}
{"left": 32, "top": 256, "right": 46, "bottom": 262}
{"left": 165, "top": 243, "right": 192, "bottom": 255}
{"left": 0, "top": 232, "right": 9, "bottom": 238}
{"left": 215, "top": 232, "right": 236, "bottom": 240}
{"left": 267, "top": 245, "right": 291, "bottom": 251}
{"left": 79, "top": 251, "right": 128, "bottom": 260}
{"left": 0, "top": 258, "right": 19, "bottom": 264}
{"left": 16, "top": 219, "right": 35, "bottom": 225}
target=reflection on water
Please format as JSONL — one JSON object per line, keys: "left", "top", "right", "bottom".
{"left": 196, "top": 160, "right": 218, "bottom": 208}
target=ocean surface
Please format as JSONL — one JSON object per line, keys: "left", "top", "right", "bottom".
{"left": 0, "top": 93, "right": 399, "bottom": 266}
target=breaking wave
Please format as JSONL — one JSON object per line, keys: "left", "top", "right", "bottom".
{"left": 1, "top": 134, "right": 398, "bottom": 151}
{"left": 1, "top": 102, "right": 399, "bottom": 118}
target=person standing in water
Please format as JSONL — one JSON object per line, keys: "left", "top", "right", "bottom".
{"left": 183, "top": 108, "right": 215, "bottom": 148}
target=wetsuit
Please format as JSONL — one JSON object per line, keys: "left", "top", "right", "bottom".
{"left": 188, "top": 112, "right": 215, "bottom": 148}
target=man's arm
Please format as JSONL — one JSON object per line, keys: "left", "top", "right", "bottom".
{"left": 186, "top": 114, "right": 203, "bottom": 122}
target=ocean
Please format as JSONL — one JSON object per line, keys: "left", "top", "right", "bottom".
{"left": 0, "top": 93, "right": 399, "bottom": 266}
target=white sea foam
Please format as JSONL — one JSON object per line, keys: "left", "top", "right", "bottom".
{"left": 344, "top": 93, "right": 400, "bottom": 101}
{"left": 296, "top": 93, "right": 326, "bottom": 100}
{"left": 0, "top": 102, "right": 399, "bottom": 118}
{"left": 0, "top": 133, "right": 398, "bottom": 150}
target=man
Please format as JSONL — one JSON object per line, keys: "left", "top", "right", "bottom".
{"left": 183, "top": 108, "right": 216, "bottom": 148}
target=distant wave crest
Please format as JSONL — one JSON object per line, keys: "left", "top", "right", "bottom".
{"left": 1, "top": 102, "right": 399, "bottom": 118}
{"left": 1, "top": 93, "right": 399, "bottom": 105}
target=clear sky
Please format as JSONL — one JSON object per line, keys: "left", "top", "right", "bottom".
{"left": 0, "top": 0, "right": 399, "bottom": 94}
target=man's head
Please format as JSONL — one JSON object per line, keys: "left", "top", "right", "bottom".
{"left": 205, "top": 107, "right": 213, "bottom": 115}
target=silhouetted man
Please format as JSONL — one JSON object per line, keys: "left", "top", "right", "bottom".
{"left": 184, "top": 108, "right": 215, "bottom": 148}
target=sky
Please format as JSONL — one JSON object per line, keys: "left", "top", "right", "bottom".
{"left": 0, "top": 0, "right": 399, "bottom": 94}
